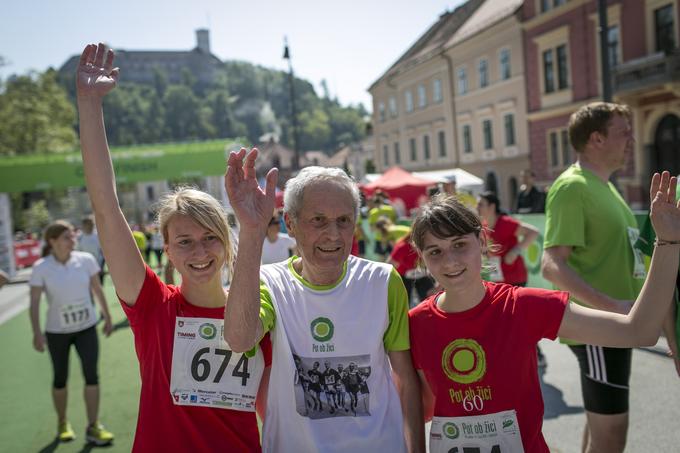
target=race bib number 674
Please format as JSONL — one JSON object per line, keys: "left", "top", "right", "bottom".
{"left": 169, "top": 317, "right": 264, "bottom": 412}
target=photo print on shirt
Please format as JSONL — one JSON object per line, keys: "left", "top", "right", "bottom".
{"left": 292, "top": 353, "right": 372, "bottom": 419}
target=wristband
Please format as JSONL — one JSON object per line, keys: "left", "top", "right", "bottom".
{"left": 654, "top": 238, "right": 680, "bottom": 246}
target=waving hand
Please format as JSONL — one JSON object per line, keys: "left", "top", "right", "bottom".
{"left": 650, "top": 171, "right": 680, "bottom": 243}
{"left": 76, "top": 43, "right": 119, "bottom": 99}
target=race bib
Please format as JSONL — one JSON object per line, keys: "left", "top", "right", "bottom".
{"left": 430, "top": 411, "right": 524, "bottom": 453}
{"left": 58, "top": 300, "right": 94, "bottom": 330}
{"left": 485, "top": 256, "right": 504, "bottom": 282}
{"left": 169, "top": 317, "right": 264, "bottom": 412}
{"left": 627, "top": 227, "right": 646, "bottom": 279}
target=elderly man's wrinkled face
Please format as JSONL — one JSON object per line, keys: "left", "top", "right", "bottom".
{"left": 286, "top": 181, "right": 355, "bottom": 283}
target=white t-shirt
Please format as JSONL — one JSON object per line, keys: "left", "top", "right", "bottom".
{"left": 261, "top": 233, "right": 296, "bottom": 265}
{"left": 29, "top": 251, "right": 100, "bottom": 334}
{"left": 77, "top": 232, "right": 103, "bottom": 264}
{"left": 259, "top": 256, "right": 408, "bottom": 453}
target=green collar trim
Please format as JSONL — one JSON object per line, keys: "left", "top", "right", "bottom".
{"left": 287, "top": 256, "right": 348, "bottom": 291}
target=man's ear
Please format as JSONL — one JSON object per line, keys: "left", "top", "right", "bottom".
{"left": 284, "top": 212, "right": 296, "bottom": 238}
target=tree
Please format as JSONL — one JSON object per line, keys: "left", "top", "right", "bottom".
{"left": 0, "top": 70, "right": 77, "bottom": 155}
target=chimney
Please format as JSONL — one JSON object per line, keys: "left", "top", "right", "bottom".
{"left": 196, "top": 29, "right": 210, "bottom": 54}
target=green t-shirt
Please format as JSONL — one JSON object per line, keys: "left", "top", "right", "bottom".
{"left": 386, "top": 225, "right": 410, "bottom": 243}
{"left": 368, "top": 205, "right": 397, "bottom": 226}
{"left": 258, "top": 257, "right": 410, "bottom": 351}
{"left": 544, "top": 165, "right": 645, "bottom": 343}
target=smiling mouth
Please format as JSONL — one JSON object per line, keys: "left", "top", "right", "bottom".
{"left": 443, "top": 269, "right": 465, "bottom": 278}
{"left": 189, "top": 260, "right": 213, "bottom": 270}
{"left": 317, "top": 246, "right": 342, "bottom": 253}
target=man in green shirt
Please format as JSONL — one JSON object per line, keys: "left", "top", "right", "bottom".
{"left": 542, "top": 102, "right": 645, "bottom": 453}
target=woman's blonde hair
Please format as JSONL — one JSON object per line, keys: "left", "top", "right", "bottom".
{"left": 42, "top": 220, "right": 74, "bottom": 257}
{"left": 156, "top": 187, "right": 234, "bottom": 273}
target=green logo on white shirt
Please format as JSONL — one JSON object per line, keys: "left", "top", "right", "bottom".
{"left": 310, "top": 317, "right": 334, "bottom": 342}
{"left": 443, "top": 422, "right": 460, "bottom": 439}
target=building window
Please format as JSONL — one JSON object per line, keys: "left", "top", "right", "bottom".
{"left": 378, "top": 102, "right": 385, "bottom": 122}
{"left": 438, "top": 131, "right": 447, "bottom": 157}
{"left": 504, "top": 114, "right": 515, "bottom": 146}
{"left": 483, "top": 120, "right": 493, "bottom": 150}
{"left": 394, "top": 142, "right": 401, "bottom": 164}
{"left": 423, "top": 135, "right": 431, "bottom": 160}
{"left": 388, "top": 97, "right": 397, "bottom": 118}
{"left": 417, "top": 84, "right": 427, "bottom": 108}
{"left": 548, "top": 128, "right": 572, "bottom": 168}
{"left": 543, "top": 49, "right": 555, "bottom": 93}
{"left": 608, "top": 25, "right": 620, "bottom": 67}
{"left": 383, "top": 145, "right": 389, "bottom": 166}
{"left": 543, "top": 44, "right": 569, "bottom": 93}
{"left": 463, "top": 125, "right": 472, "bottom": 154}
{"left": 478, "top": 59, "right": 489, "bottom": 88}
{"left": 500, "top": 49, "right": 511, "bottom": 80}
{"left": 556, "top": 44, "right": 568, "bottom": 89}
{"left": 655, "top": 4, "right": 676, "bottom": 53}
{"left": 433, "top": 79, "right": 443, "bottom": 103}
{"left": 405, "top": 90, "right": 414, "bottom": 113}
{"left": 409, "top": 138, "right": 417, "bottom": 161}
{"left": 457, "top": 67, "right": 468, "bottom": 94}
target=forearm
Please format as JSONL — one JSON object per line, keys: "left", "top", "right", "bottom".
{"left": 29, "top": 299, "right": 41, "bottom": 335}
{"left": 542, "top": 255, "right": 618, "bottom": 311}
{"left": 398, "top": 371, "right": 425, "bottom": 452}
{"left": 93, "top": 286, "right": 111, "bottom": 319}
{"left": 627, "top": 245, "right": 680, "bottom": 344}
{"left": 224, "top": 233, "right": 266, "bottom": 352}
{"left": 516, "top": 230, "right": 538, "bottom": 250}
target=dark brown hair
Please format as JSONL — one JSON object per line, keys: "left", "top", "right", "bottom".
{"left": 568, "top": 102, "right": 631, "bottom": 152}
{"left": 42, "top": 220, "right": 73, "bottom": 257}
{"left": 410, "top": 194, "right": 482, "bottom": 252}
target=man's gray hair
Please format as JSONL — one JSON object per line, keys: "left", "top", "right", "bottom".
{"left": 283, "top": 166, "right": 361, "bottom": 220}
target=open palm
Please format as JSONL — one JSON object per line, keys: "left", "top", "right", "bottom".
{"left": 650, "top": 171, "right": 680, "bottom": 242}
{"left": 225, "top": 148, "right": 278, "bottom": 232}
{"left": 76, "top": 43, "right": 119, "bottom": 98}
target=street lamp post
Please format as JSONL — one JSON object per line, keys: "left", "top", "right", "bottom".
{"left": 283, "top": 37, "right": 301, "bottom": 171}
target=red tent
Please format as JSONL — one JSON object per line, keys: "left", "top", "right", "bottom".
{"left": 362, "top": 167, "right": 437, "bottom": 212}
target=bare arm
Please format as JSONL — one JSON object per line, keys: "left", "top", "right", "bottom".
{"left": 504, "top": 222, "right": 539, "bottom": 265}
{"left": 29, "top": 286, "right": 46, "bottom": 352}
{"left": 662, "top": 303, "right": 680, "bottom": 377}
{"left": 76, "top": 43, "right": 145, "bottom": 305}
{"left": 90, "top": 275, "right": 113, "bottom": 337}
{"left": 541, "top": 245, "right": 627, "bottom": 313}
{"left": 416, "top": 369, "right": 435, "bottom": 422}
{"left": 389, "top": 350, "right": 425, "bottom": 453}
{"left": 224, "top": 148, "right": 277, "bottom": 352}
{"left": 558, "top": 172, "right": 680, "bottom": 347}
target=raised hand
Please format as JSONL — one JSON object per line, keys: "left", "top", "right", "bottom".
{"left": 225, "top": 148, "right": 278, "bottom": 233}
{"left": 76, "top": 43, "right": 119, "bottom": 99}
{"left": 649, "top": 171, "right": 680, "bottom": 243}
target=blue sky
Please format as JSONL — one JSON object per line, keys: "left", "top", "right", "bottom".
{"left": 0, "top": 0, "right": 464, "bottom": 110}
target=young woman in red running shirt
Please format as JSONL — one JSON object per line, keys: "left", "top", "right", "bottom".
{"left": 76, "top": 43, "right": 270, "bottom": 452}
{"left": 408, "top": 172, "right": 680, "bottom": 453}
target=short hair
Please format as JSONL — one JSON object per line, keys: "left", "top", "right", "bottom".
{"left": 81, "top": 216, "right": 94, "bottom": 227}
{"left": 568, "top": 102, "right": 631, "bottom": 152}
{"left": 410, "top": 194, "right": 482, "bottom": 253}
{"left": 283, "top": 166, "right": 360, "bottom": 220}
{"left": 156, "top": 186, "right": 234, "bottom": 272}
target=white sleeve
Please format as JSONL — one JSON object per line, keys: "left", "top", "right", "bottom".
{"left": 83, "top": 253, "right": 101, "bottom": 275}
{"left": 28, "top": 263, "right": 44, "bottom": 287}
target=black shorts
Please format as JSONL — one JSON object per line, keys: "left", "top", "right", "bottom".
{"left": 569, "top": 344, "right": 631, "bottom": 415}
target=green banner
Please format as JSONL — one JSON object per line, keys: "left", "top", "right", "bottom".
{"left": 0, "top": 140, "right": 239, "bottom": 192}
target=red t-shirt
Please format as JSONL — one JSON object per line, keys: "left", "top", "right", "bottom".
{"left": 389, "top": 237, "right": 418, "bottom": 276}
{"left": 120, "top": 266, "right": 272, "bottom": 452}
{"left": 409, "top": 282, "right": 568, "bottom": 453}
{"left": 487, "top": 215, "right": 527, "bottom": 284}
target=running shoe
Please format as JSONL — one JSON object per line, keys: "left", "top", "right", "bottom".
{"left": 85, "top": 422, "right": 114, "bottom": 446}
{"left": 57, "top": 421, "right": 75, "bottom": 442}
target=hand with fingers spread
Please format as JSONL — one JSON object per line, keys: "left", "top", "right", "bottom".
{"left": 225, "top": 148, "right": 278, "bottom": 234}
{"left": 649, "top": 171, "right": 680, "bottom": 243}
{"left": 76, "top": 43, "right": 119, "bottom": 100}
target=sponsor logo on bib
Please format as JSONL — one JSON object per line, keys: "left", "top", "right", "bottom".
{"left": 198, "top": 322, "right": 217, "bottom": 340}
{"left": 443, "top": 422, "right": 460, "bottom": 439}
{"left": 310, "top": 317, "right": 334, "bottom": 342}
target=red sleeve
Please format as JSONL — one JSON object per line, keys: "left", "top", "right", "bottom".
{"left": 514, "top": 286, "right": 569, "bottom": 344}
{"left": 259, "top": 333, "right": 273, "bottom": 367}
{"left": 408, "top": 303, "right": 430, "bottom": 370}
{"left": 119, "top": 264, "right": 170, "bottom": 329}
